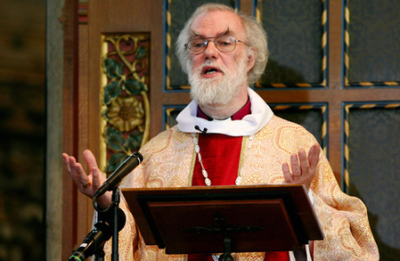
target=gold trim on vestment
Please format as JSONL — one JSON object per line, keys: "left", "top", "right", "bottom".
{"left": 188, "top": 133, "right": 197, "bottom": 186}
{"left": 238, "top": 135, "right": 248, "bottom": 181}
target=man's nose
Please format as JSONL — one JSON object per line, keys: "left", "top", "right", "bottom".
{"left": 203, "top": 41, "right": 220, "bottom": 59}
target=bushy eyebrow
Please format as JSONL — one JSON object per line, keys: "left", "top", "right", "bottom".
{"left": 189, "top": 27, "right": 232, "bottom": 39}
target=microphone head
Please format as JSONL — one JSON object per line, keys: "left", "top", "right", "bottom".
{"left": 133, "top": 152, "right": 143, "bottom": 163}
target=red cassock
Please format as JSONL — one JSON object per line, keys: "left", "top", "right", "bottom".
{"left": 188, "top": 103, "right": 289, "bottom": 261}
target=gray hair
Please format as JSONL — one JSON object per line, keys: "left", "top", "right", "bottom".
{"left": 175, "top": 3, "right": 269, "bottom": 84}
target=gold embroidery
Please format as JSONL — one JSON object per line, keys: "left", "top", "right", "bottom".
{"left": 105, "top": 117, "right": 378, "bottom": 260}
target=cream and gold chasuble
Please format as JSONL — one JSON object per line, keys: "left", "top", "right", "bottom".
{"left": 102, "top": 115, "right": 379, "bottom": 261}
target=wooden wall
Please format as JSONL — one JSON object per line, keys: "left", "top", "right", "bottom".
{"left": 61, "top": 0, "right": 400, "bottom": 259}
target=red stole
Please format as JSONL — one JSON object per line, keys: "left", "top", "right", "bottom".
{"left": 192, "top": 133, "right": 242, "bottom": 186}
{"left": 188, "top": 100, "right": 289, "bottom": 261}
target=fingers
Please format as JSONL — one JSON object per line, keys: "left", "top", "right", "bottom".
{"left": 62, "top": 153, "right": 77, "bottom": 179}
{"left": 62, "top": 153, "right": 71, "bottom": 173}
{"left": 282, "top": 154, "right": 301, "bottom": 182}
{"left": 282, "top": 162, "right": 292, "bottom": 182}
{"left": 290, "top": 153, "right": 301, "bottom": 177}
{"left": 282, "top": 153, "right": 303, "bottom": 183}
{"left": 281, "top": 143, "right": 321, "bottom": 190}
{"left": 63, "top": 150, "right": 108, "bottom": 195}
{"left": 83, "top": 149, "right": 106, "bottom": 188}
{"left": 308, "top": 143, "right": 320, "bottom": 172}
{"left": 62, "top": 152, "right": 91, "bottom": 189}
{"left": 75, "top": 163, "right": 88, "bottom": 185}
{"left": 91, "top": 168, "right": 105, "bottom": 189}
{"left": 83, "top": 149, "right": 99, "bottom": 171}
{"left": 288, "top": 144, "right": 320, "bottom": 177}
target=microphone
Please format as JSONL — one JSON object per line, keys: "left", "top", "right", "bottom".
{"left": 69, "top": 208, "right": 126, "bottom": 261}
{"left": 94, "top": 152, "right": 143, "bottom": 198}
{"left": 195, "top": 125, "right": 208, "bottom": 136}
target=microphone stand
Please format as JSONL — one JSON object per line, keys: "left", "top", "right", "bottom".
{"left": 111, "top": 187, "right": 120, "bottom": 261}
{"left": 94, "top": 248, "right": 105, "bottom": 261}
{"left": 92, "top": 187, "right": 121, "bottom": 261}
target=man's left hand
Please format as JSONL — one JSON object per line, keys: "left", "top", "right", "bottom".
{"left": 282, "top": 143, "right": 321, "bottom": 191}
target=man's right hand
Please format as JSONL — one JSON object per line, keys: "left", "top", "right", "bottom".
{"left": 62, "top": 149, "right": 112, "bottom": 207}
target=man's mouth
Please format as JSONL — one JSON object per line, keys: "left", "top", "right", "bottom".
{"left": 202, "top": 66, "right": 222, "bottom": 76}
{"left": 205, "top": 68, "right": 218, "bottom": 75}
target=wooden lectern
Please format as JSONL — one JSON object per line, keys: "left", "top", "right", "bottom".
{"left": 122, "top": 184, "right": 323, "bottom": 257}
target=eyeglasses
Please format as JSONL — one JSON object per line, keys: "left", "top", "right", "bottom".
{"left": 185, "top": 35, "right": 247, "bottom": 54}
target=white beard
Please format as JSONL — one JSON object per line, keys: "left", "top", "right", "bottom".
{"left": 188, "top": 56, "right": 248, "bottom": 106}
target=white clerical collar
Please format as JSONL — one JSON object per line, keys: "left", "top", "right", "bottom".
{"left": 176, "top": 87, "right": 274, "bottom": 136}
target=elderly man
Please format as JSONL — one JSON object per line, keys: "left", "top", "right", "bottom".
{"left": 63, "top": 3, "right": 379, "bottom": 261}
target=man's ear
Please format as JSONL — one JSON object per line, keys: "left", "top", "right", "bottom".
{"left": 246, "top": 48, "right": 256, "bottom": 73}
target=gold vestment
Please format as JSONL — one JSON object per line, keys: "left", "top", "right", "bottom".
{"left": 103, "top": 115, "right": 379, "bottom": 261}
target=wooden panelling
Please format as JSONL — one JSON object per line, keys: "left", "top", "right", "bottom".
{"left": 344, "top": 103, "right": 400, "bottom": 259}
{"left": 62, "top": 0, "right": 400, "bottom": 258}
{"left": 344, "top": 0, "right": 400, "bottom": 86}
{"left": 255, "top": 0, "right": 327, "bottom": 88}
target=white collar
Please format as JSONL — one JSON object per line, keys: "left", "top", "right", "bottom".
{"left": 176, "top": 87, "right": 274, "bottom": 136}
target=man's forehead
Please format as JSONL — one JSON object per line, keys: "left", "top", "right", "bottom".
{"left": 189, "top": 10, "right": 244, "bottom": 37}
{"left": 190, "top": 27, "right": 232, "bottom": 38}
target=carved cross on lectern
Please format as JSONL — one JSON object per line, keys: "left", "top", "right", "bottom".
{"left": 186, "top": 212, "right": 265, "bottom": 261}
